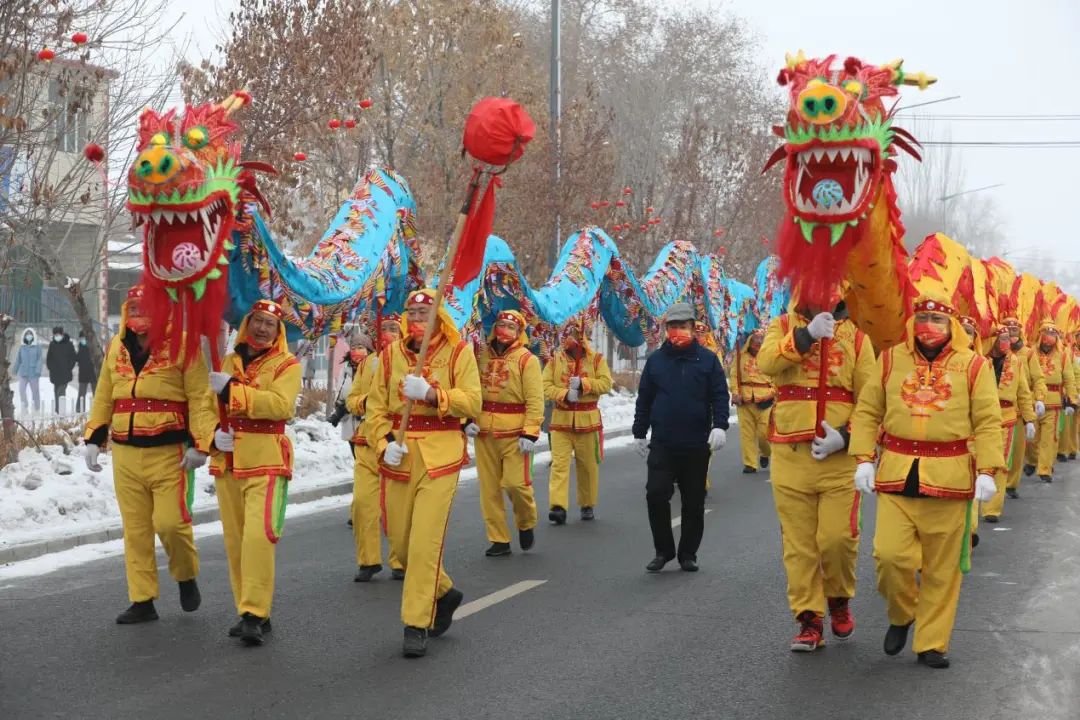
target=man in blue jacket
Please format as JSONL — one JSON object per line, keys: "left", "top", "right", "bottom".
{"left": 633, "top": 303, "right": 729, "bottom": 573}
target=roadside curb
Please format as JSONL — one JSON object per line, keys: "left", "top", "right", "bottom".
{"left": 0, "top": 427, "right": 634, "bottom": 567}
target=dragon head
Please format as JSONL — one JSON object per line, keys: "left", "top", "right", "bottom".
{"left": 765, "top": 52, "right": 934, "bottom": 307}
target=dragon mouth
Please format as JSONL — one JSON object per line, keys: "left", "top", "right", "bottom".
{"left": 788, "top": 141, "right": 878, "bottom": 223}
{"left": 132, "top": 193, "right": 232, "bottom": 283}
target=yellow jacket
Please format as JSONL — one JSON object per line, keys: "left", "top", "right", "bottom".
{"left": 1036, "top": 344, "right": 1078, "bottom": 409}
{"left": 364, "top": 334, "right": 482, "bottom": 479}
{"left": 756, "top": 313, "right": 875, "bottom": 444}
{"left": 346, "top": 353, "right": 376, "bottom": 445}
{"left": 1017, "top": 346, "right": 1048, "bottom": 402}
{"left": 84, "top": 334, "right": 218, "bottom": 452}
{"left": 543, "top": 347, "right": 612, "bottom": 433}
{"left": 849, "top": 343, "right": 1005, "bottom": 499}
{"left": 476, "top": 337, "right": 544, "bottom": 439}
{"left": 994, "top": 351, "right": 1036, "bottom": 427}
{"left": 729, "top": 341, "right": 775, "bottom": 404}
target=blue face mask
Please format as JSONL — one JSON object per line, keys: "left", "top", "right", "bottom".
{"left": 23, "top": 335, "right": 32, "bottom": 345}
{"left": 79, "top": 338, "right": 87, "bottom": 346}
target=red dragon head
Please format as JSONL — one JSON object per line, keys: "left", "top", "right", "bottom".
{"left": 127, "top": 91, "right": 273, "bottom": 363}
{"left": 764, "top": 52, "right": 935, "bottom": 308}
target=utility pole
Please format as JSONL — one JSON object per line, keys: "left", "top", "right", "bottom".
{"left": 549, "top": 0, "right": 562, "bottom": 268}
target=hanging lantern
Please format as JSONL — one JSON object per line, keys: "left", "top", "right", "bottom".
{"left": 71, "top": 32, "right": 89, "bottom": 45}
{"left": 37, "top": 47, "right": 55, "bottom": 61}
{"left": 344, "top": 118, "right": 356, "bottom": 129}
{"left": 718, "top": 246, "right": 727, "bottom": 255}
{"left": 83, "top": 143, "right": 105, "bottom": 163}
{"left": 622, "top": 186, "right": 632, "bottom": 195}
{"left": 599, "top": 200, "right": 610, "bottom": 208}
{"left": 616, "top": 200, "right": 626, "bottom": 207}
{"left": 328, "top": 119, "right": 341, "bottom": 129}
{"left": 590, "top": 201, "right": 600, "bottom": 210}
{"left": 639, "top": 224, "right": 648, "bottom": 231}
{"left": 293, "top": 152, "right": 307, "bottom": 161}
{"left": 359, "top": 98, "right": 374, "bottom": 109}
{"left": 713, "top": 228, "right": 725, "bottom": 238}
{"left": 645, "top": 206, "right": 654, "bottom": 215}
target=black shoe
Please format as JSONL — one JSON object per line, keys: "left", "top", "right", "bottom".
{"left": 238, "top": 612, "right": 266, "bottom": 646}
{"left": 883, "top": 622, "right": 912, "bottom": 656}
{"left": 1041, "top": 475, "right": 1053, "bottom": 484}
{"left": 1006, "top": 488, "right": 1019, "bottom": 499}
{"left": 742, "top": 466, "right": 757, "bottom": 474}
{"left": 984, "top": 515, "right": 999, "bottom": 524}
{"left": 1024, "top": 464, "right": 1036, "bottom": 477}
{"left": 430, "top": 587, "right": 464, "bottom": 638}
{"left": 581, "top": 506, "right": 595, "bottom": 521}
{"left": 760, "top": 456, "right": 770, "bottom": 469}
{"left": 178, "top": 579, "right": 201, "bottom": 612}
{"left": 347, "top": 518, "right": 353, "bottom": 527}
{"left": 917, "top": 650, "right": 951, "bottom": 669}
{"left": 971, "top": 532, "right": 980, "bottom": 549}
{"left": 1057, "top": 453, "right": 1067, "bottom": 463}
{"left": 116, "top": 600, "right": 158, "bottom": 624}
{"left": 485, "top": 542, "right": 512, "bottom": 557}
{"left": 354, "top": 564, "right": 383, "bottom": 582}
{"left": 229, "top": 616, "right": 271, "bottom": 637}
{"left": 391, "top": 568, "right": 405, "bottom": 581}
{"left": 1070, "top": 453, "right": 1077, "bottom": 460}
{"left": 519, "top": 527, "right": 535, "bottom": 551}
{"left": 646, "top": 554, "right": 675, "bottom": 573}
{"left": 403, "top": 626, "right": 428, "bottom": 658}
{"left": 678, "top": 557, "right": 699, "bottom": 572}
{"left": 548, "top": 506, "right": 567, "bottom": 525}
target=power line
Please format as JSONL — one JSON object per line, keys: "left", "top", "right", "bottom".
{"left": 921, "top": 141, "right": 1080, "bottom": 147}
{"left": 904, "top": 115, "right": 1080, "bottom": 122}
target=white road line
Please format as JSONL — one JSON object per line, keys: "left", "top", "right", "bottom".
{"left": 455, "top": 579, "right": 547, "bottom": 620}
{"left": 672, "top": 508, "right": 713, "bottom": 528}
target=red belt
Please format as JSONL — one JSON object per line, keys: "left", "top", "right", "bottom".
{"left": 1047, "top": 383, "right": 1062, "bottom": 393}
{"left": 999, "top": 400, "right": 1014, "bottom": 408}
{"left": 114, "top": 398, "right": 188, "bottom": 414}
{"left": 563, "top": 401, "right": 598, "bottom": 411}
{"left": 483, "top": 401, "right": 526, "bottom": 414}
{"left": 742, "top": 382, "right": 772, "bottom": 388}
{"left": 229, "top": 418, "right": 286, "bottom": 434}
{"left": 776, "top": 385, "right": 855, "bottom": 403}
{"left": 391, "top": 414, "right": 463, "bottom": 432}
{"left": 881, "top": 433, "right": 969, "bottom": 457}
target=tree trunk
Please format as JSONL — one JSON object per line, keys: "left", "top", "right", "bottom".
{"left": 0, "top": 315, "right": 20, "bottom": 466}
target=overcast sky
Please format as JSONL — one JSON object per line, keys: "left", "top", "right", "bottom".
{"left": 163, "top": 0, "right": 1080, "bottom": 272}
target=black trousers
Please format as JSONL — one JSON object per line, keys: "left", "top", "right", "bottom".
{"left": 53, "top": 383, "right": 67, "bottom": 414}
{"left": 646, "top": 443, "right": 710, "bottom": 560}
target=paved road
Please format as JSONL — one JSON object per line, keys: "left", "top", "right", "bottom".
{"left": 2, "top": 438, "right": 1079, "bottom": 720}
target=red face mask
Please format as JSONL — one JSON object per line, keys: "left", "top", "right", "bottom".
{"left": 914, "top": 321, "right": 950, "bottom": 349}
{"left": 494, "top": 326, "right": 518, "bottom": 344}
{"left": 349, "top": 348, "right": 368, "bottom": 364}
{"left": 126, "top": 317, "right": 150, "bottom": 335}
{"left": 667, "top": 327, "right": 693, "bottom": 348}
{"left": 562, "top": 337, "right": 580, "bottom": 351}
{"left": 997, "top": 336, "right": 1011, "bottom": 354}
{"left": 407, "top": 321, "right": 427, "bottom": 343}
{"left": 1041, "top": 334, "right": 1056, "bottom": 347}
{"left": 379, "top": 331, "right": 399, "bottom": 349}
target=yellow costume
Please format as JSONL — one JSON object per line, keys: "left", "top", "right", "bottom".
{"left": 1019, "top": 343, "right": 1049, "bottom": 471}
{"left": 757, "top": 310, "right": 874, "bottom": 642}
{"left": 210, "top": 300, "right": 302, "bottom": 627}
{"left": 729, "top": 331, "right": 774, "bottom": 471}
{"left": 474, "top": 310, "right": 544, "bottom": 549}
{"left": 981, "top": 337, "right": 1035, "bottom": 520}
{"left": 543, "top": 319, "right": 613, "bottom": 519}
{"left": 1031, "top": 322, "right": 1077, "bottom": 479}
{"left": 85, "top": 286, "right": 217, "bottom": 616}
{"left": 1061, "top": 344, "right": 1080, "bottom": 457}
{"left": 849, "top": 297, "right": 1004, "bottom": 659}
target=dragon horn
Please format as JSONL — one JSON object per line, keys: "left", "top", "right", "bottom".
{"left": 902, "top": 71, "right": 937, "bottom": 90}
{"left": 785, "top": 49, "right": 807, "bottom": 70}
{"left": 218, "top": 90, "right": 252, "bottom": 116}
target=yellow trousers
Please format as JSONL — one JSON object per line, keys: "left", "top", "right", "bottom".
{"left": 215, "top": 472, "right": 287, "bottom": 618}
{"left": 1063, "top": 414, "right": 1078, "bottom": 456}
{"left": 770, "top": 442, "right": 860, "bottom": 618}
{"left": 549, "top": 430, "right": 602, "bottom": 510}
{"left": 476, "top": 435, "right": 538, "bottom": 544}
{"left": 736, "top": 403, "right": 772, "bottom": 469}
{"left": 113, "top": 443, "right": 198, "bottom": 602}
{"left": 351, "top": 444, "right": 401, "bottom": 569}
{"left": 383, "top": 447, "right": 458, "bottom": 629}
{"left": 984, "top": 425, "right": 1021, "bottom": 518}
{"left": 874, "top": 493, "right": 967, "bottom": 655}
{"left": 1035, "top": 410, "right": 1062, "bottom": 476}
{"left": 1007, "top": 434, "right": 1026, "bottom": 490}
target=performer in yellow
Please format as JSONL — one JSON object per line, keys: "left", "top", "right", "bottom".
{"left": 466, "top": 310, "right": 544, "bottom": 557}
{"left": 730, "top": 328, "right": 774, "bottom": 474}
{"left": 208, "top": 299, "right": 302, "bottom": 646}
{"left": 543, "top": 317, "right": 613, "bottom": 524}
{"left": 1012, "top": 319, "right": 1049, "bottom": 478}
{"left": 1060, "top": 333, "right": 1080, "bottom": 460}
{"left": 757, "top": 294, "right": 874, "bottom": 652}
{"left": 980, "top": 326, "right": 1036, "bottom": 523}
{"left": 1031, "top": 320, "right": 1077, "bottom": 483}
{"left": 84, "top": 285, "right": 217, "bottom": 624}
{"left": 694, "top": 320, "right": 721, "bottom": 355}
{"left": 365, "top": 289, "right": 481, "bottom": 658}
{"left": 850, "top": 292, "right": 1004, "bottom": 669}
{"left": 345, "top": 316, "right": 404, "bottom": 582}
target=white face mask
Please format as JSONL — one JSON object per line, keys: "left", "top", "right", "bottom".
{"left": 53, "top": 335, "right": 63, "bottom": 342}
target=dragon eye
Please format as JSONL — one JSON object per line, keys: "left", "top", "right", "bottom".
{"left": 183, "top": 126, "right": 209, "bottom": 150}
{"left": 150, "top": 132, "right": 168, "bottom": 147}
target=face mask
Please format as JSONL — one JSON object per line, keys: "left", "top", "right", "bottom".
{"left": 1041, "top": 334, "right": 1056, "bottom": 347}
{"left": 407, "top": 321, "right": 428, "bottom": 343}
{"left": 666, "top": 327, "right": 693, "bottom": 348}
{"left": 53, "top": 335, "right": 63, "bottom": 342}
{"left": 79, "top": 338, "right": 87, "bottom": 346}
{"left": 349, "top": 348, "right": 367, "bottom": 364}
{"left": 23, "top": 335, "right": 32, "bottom": 345}
{"left": 997, "top": 337, "right": 1011, "bottom": 354}
{"left": 379, "top": 331, "right": 399, "bottom": 349}
{"left": 126, "top": 318, "right": 150, "bottom": 335}
{"left": 562, "top": 337, "right": 580, "bottom": 351}
{"left": 914, "top": 321, "right": 949, "bottom": 350}
{"left": 494, "top": 326, "right": 518, "bottom": 344}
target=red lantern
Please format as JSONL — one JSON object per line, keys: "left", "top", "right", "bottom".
{"left": 622, "top": 187, "right": 632, "bottom": 195}
{"left": 761, "top": 235, "right": 770, "bottom": 246}
{"left": 37, "top": 47, "right": 55, "bottom": 61}
{"left": 590, "top": 201, "right": 600, "bottom": 210}
{"left": 293, "top": 152, "right": 307, "bottom": 161}
{"left": 599, "top": 200, "right": 610, "bottom": 208}
{"left": 718, "top": 246, "right": 727, "bottom": 255}
{"left": 359, "top": 98, "right": 373, "bottom": 109}
{"left": 646, "top": 206, "right": 654, "bottom": 215}
{"left": 616, "top": 200, "right": 626, "bottom": 207}
{"left": 71, "top": 32, "right": 89, "bottom": 45}
{"left": 713, "top": 228, "right": 725, "bottom": 238}
{"left": 639, "top": 224, "right": 648, "bottom": 231}
{"left": 328, "top": 119, "right": 341, "bottom": 129}
{"left": 83, "top": 143, "right": 105, "bottom": 163}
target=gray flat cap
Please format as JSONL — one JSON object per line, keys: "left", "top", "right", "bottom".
{"left": 665, "top": 302, "right": 695, "bottom": 322}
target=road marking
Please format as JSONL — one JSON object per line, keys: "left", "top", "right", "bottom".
{"left": 672, "top": 508, "right": 713, "bottom": 528}
{"left": 456, "top": 580, "right": 547, "bottom": 620}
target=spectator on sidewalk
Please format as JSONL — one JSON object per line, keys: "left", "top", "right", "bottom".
{"left": 13, "top": 328, "right": 43, "bottom": 414}
{"left": 76, "top": 330, "right": 99, "bottom": 413}
{"left": 46, "top": 326, "right": 77, "bottom": 414}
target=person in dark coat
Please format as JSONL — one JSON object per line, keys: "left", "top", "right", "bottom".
{"left": 632, "top": 302, "right": 730, "bottom": 573}
{"left": 76, "top": 330, "right": 98, "bottom": 413}
{"left": 45, "top": 325, "right": 77, "bottom": 414}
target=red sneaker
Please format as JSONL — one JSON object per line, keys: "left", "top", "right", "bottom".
{"left": 828, "top": 597, "right": 854, "bottom": 640}
{"left": 790, "top": 611, "right": 824, "bottom": 652}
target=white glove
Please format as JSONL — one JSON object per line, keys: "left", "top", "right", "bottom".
{"left": 209, "top": 371, "right": 233, "bottom": 394}
{"left": 464, "top": 422, "right": 480, "bottom": 438}
{"left": 1026, "top": 422, "right": 1036, "bottom": 441}
{"left": 383, "top": 440, "right": 408, "bottom": 467}
{"left": 180, "top": 447, "right": 208, "bottom": 470}
{"left": 1067, "top": 406, "right": 1076, "bottom": 417}
{"left": 633, "top": 437, "right": 649, "bottom": 458}
{"left": 518, "top": 436, "right": 536, "bottom": 454}
{"left": 569, "top": 377, "right": 582, "bottom": 390}
{"left": 1035, "top": 400, "right": 1046, "bottom": 418}
{"left": 84, "top": 443, "right": 102, "bottom": 472}
{"left": 214, "top": 427, "right": 235, "bottom": 452}
{"left": 854, "top": 462, "right": 876, "bottom": 494}
{"left": 567, "top": 388, "right": 581, "bottom": 403}
{"left": 810, "top": 420, "right": 845, "bottom": 460}
{"left": 974, "top": 473, "right": 997, "bottom": 502}
{"left": 402, "top": 374, "right": 432, "bottom": 401}
{"left": 708, "top": 428, "right": 727, "bottom": 451}
{"left": 806, "top": 312, "right": 836, "bottom": 340}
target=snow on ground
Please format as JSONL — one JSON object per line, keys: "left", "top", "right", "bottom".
{"left": 0, "top": 391, "right": 641, "bottom": 553}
